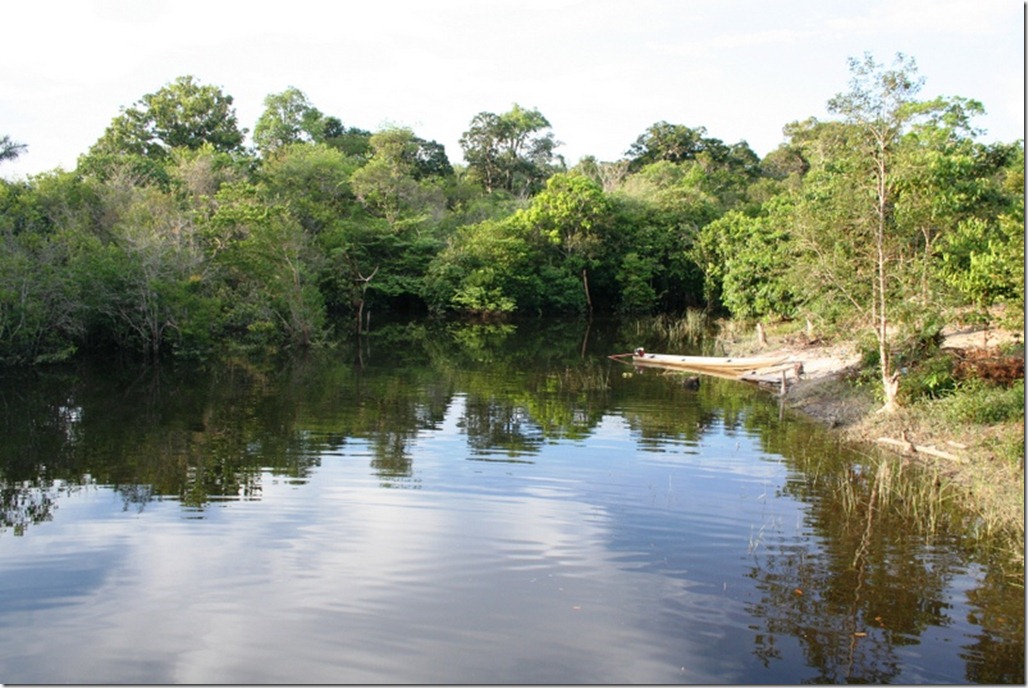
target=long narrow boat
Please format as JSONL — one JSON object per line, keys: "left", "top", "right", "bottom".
{"left": 609, "top": 348, "right": 790, "bottom": 377}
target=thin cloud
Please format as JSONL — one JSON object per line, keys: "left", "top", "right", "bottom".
{"left": 825, "top": 0, "right": 1013, "bottom": 36}
{"left": 649, "top": 27, "right": 819, "bottom": 56}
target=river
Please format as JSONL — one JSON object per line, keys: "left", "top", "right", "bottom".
{"left": 0, "top": 319, "right": 1022, "bottom": 683}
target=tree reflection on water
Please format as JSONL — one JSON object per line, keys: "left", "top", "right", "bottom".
{"left": 0, "top": 318, "right": 1022, "bottom": 682}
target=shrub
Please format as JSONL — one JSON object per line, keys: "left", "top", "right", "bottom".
{"left": 900, "top": 354, "right": 957, "bottom": 403}
{"left": 939, "top": 378, "right": 1024, "bottom": 425}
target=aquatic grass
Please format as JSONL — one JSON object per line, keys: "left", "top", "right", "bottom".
{"left": 835, "top": 455, "right": 961, "bottom": 538}
{"left": 630, "top": 310, "right": 712, "bottom": 349}
{"left": 551, "top": 362, "right": 612, "bottom": 392}
{"left": 835, "top": 362, "right": 1024, "bottom": 569}
{"left": 832, "top": 449, "right": 1024, "bottom": 569}
{"left": 670, "top": 308, "right": 709, "bottom": 343}
{"left": 876, "top": 460, "right": 959, "bottom": 538}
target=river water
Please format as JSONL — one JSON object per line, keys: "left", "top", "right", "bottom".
{"left": 0, "top": 319, "right": 1022, "bottom": 683}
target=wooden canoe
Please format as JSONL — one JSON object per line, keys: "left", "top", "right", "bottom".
{"left": 609, "top": 350, "right": 790, "bottom": 377}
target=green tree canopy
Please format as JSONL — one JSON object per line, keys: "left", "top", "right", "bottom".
{"left": 626, "top": 122, "right": 759, "bottom": 177}
{"left": 785, "top": 52, "right": 1004, "bottom": 411}
{"left": 519, "top": 173, "right": 612, "bottom": 313}
{"left": 350, "top": 127, "right": 449, "bottom": 227}
{"left": 83, "top": 76, "right": 246, "bottom": 169}
{"left": 253, "top": 87, "right": 332, "bottom": 155}
{"left": 251, "top": 87, "right": 374, "bottom": 160}
{"left": 459, "top": 104, "right": 561, "bottom": 196}
{"left": 693, "top": 202, "right": 797, "bottom": 320}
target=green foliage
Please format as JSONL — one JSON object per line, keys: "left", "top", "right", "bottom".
{"left": 620, "top": 161, "right": 722, "bottom": 224}
{"left": 519, "top": 173, "right": 612, "bottom": 311}
{"left": 0, "top": 229, "right": 81, "bottom": 363}
{"left": 521, "top": 173, "right": 611, "bottom": 251}
{"left": 253, "top": 87, "right": 335, "bottom": 155}
{"left": 84, "top": 76, "right": 246, "bottom": 169}
{"left": 205, "top": 181, "right": 326, "bottom": 350}
{"left": 0, "top": 59, "right": 1023, "bottom": 369}
{"left": 0, "top": 178, "right": 47, "bottom": 235}
{"left": 0, "top": 135, "right": 27, "bottom": 164}
{"left": 937, "top": 199, "right": 1025, "bottom": 325}
{"left": 938, "top": 378, "right": 1025, "bottom": 425}
{"left": 605, "top": 194, "right": 704, "bottom": 313}
{"left": 626, "top": 122, "right": 759, "bottom": 176}
{"left": 899, "top": 354, "right": 957, "bottom": 403}
{"left": 425, "top": 175, "right": 619, "bottom": 317}
{"left": 451, "top": 271, "right": 517, "bottom": 317}
{"left": 257, "top": 143, "right": 361, "bottom": 233}
{"left": 425, "top": 217, "right": 536, "bottom": 316}
{"left": 70, "top": 183, "right": 210, "bottom": 356}
{"left": 350, "top": 128, "right": 449, "bottom": 227}
{"left": 167, "top": 144, "right": 248, "bottom": 208}
{"left": 616, "top": 251, "right": 660, "bottom": 314}
{"left": 777, "top": 53, "right": 1023, "bottom": 412}
{"left": 693, "top": 202, "right": 796, "bottom": 319}
{"left": 459, "top": 104, "right": 561, "bottom": 196}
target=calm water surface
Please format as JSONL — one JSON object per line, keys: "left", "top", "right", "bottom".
{"left": 0, "top": 321, "right": 1022, "bottom": 683}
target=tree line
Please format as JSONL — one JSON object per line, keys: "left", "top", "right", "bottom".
{"left": 0, "top": 54, "right": 1022, "bottom": 408}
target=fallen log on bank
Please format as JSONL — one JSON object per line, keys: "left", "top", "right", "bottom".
{"left": 876, "top": 437, "right": 966, "bottom": 462}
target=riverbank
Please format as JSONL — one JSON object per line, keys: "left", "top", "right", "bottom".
{"left": 726, "top": 323, "right": 1025, "bottom": 557}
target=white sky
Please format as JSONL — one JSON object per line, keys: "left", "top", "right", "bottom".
{"left": 2, "top": 0, "right": 1024, "bottom": 180}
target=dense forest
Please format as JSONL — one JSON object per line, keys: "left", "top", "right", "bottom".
{"left": 0, "top": 54, "right": 1023, "bottom": 403}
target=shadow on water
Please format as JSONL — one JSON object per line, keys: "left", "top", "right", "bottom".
{"left": 0, "top": 316, "right": 1022, "bottom": 683}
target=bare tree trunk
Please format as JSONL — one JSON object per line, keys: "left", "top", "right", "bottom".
{"left": 875, "top": 150, "right": 899, "bottom": 413}
{"left": 579, "top": 319, "right": 591, "bottom": 358}
{"left": 581, "top": 267, "right": 593, "bottom": 317}
{"left": 354, "top": 265, "right": 379, "bottom": 335}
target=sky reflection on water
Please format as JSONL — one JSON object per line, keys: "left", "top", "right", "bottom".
{"left": 0, "top": 336, "right": 1022, "bottom": 684}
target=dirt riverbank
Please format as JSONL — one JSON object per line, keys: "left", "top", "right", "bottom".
{"left": 735, "top": 325, "right": 1025, "bottom": 545}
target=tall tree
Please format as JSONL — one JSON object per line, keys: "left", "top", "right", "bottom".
{"left": 936, "top": 142, "right": 1025, "bottom": 332}
{"left": 828, "top": 53, "right": 921, "bottom": 412}
{"left": 84, "top": 76, "right": 246, "bottom": 167}
{"left": 692, "top": 202, "right": 797, "bottom": 320}
{"left": 795, "top": 52, "right": 969, "bottom": 412}
{"left": 72, "top": 181, "right": 209, "bottom": 357}
{"left": 257, "top": 142, "right": 360, "bottom": 235}
{"left": 204, "top": 181, "right": 325, "bottom": 349}
{"left": 251, "top": 86, "right": 375, "bottom": 159}
{"left": 891, "top": 96, "right": 990, "bottom": 307}
{"left": 252, "top": 87, "right": 330, "bottom": 156}
{"left": 459, "top": 104, "right": 560, "bottom": 196}
{"left": 350, "top": 127, "right": 448, "bottom": 227}
{"left": 520, "top": 173, "right": 611, "bottom": 314}
{"left": 626, "top": 122, "right": 757, "bottom": 176}
{"left": 626, "top": 122, "right": 706, "bottom": 168}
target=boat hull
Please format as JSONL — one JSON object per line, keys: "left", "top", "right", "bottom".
{"left": 612, "top": 352, "right": 790, "bottom": 378}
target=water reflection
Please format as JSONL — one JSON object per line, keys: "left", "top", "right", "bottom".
{"left": 0, "top": 319, "right": 1022, "bottom": 683}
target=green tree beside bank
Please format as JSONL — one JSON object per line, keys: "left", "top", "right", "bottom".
{"left": 0, "top": 59, "right": 1021, "bottom": 396}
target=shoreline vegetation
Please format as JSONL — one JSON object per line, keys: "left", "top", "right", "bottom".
{"left": 718, "top": 316, "right": 1024, "bottom": 568}
{"left": 1, "top": 56, "right": 1022, "bottom": 564}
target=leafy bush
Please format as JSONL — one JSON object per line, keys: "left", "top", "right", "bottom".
{"left": 938, "top": 378, "right": 1024, "bottom": 425}
{"left": 899, "top": 354, "right": 956, "bottom": 402}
